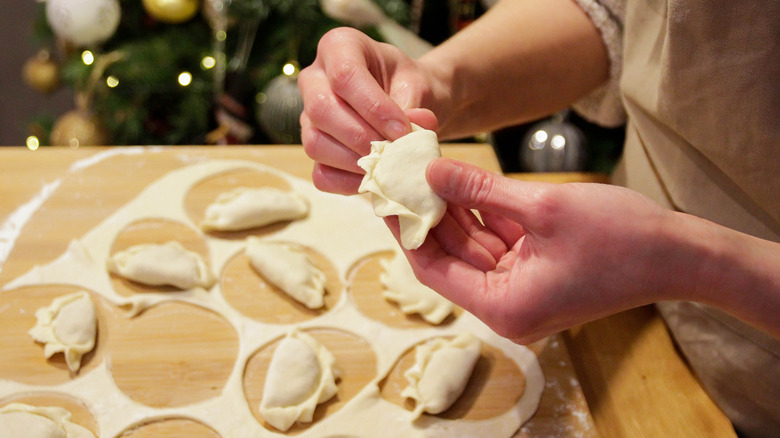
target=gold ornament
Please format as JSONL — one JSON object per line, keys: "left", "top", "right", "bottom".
{"left": 142, "top": 0, "right": 200, "bottom": 23}
{"left": 50, "top": 110, "right": 110, "bottom": 147}
{"left": 22, "top": 51, "right": 60, "bottom": 94}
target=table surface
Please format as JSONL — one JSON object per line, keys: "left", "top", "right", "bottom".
{"left": 0, "top": 145, "right": 736, "bottom": 438}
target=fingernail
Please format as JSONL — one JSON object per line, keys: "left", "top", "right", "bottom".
{"left": 385, "top": 120, "right": 408, "bottom": 140}
{"left": 430, "top": 159, "right": 462, "bottom": 197}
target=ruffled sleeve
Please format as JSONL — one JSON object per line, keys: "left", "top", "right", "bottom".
{"left": 570, "top": 0, "right": 627, "bottom": 127}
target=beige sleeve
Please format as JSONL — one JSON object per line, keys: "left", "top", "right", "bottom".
{"left": 570, "top": 0, "right": 626, "bottom": 127}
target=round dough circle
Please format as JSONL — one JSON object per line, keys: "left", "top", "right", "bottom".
{"left": 109, "top": 218, "right": 212, "bottom": 295}
{"left": 185, "top": 168, "right": 295, "bottom": 239}
{"left": 109, "top": 302, "right": 238, "bottom": 407}
{"left": 221, "top": 243, "right": 342, "bottom": 324}
{"left": 348, "top": 252, "right": 461, "bottom": 328}
{"left": 119, "top": 417, "right": 221, "bottom": 437}
{"left": 0, "top": 285, "right": 115, "bottom": 385}
{"left": 244, "top": 328, "right": 377, "bottom": 433}
{"left": 0, "top": 392, "right": 98, "bottom": 437}
{"left": 380, "top": 336, "right": 527, "bottom": 420}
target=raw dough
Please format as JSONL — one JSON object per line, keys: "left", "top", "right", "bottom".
{"left": 28, "top": 291, "right": 97, "bottom": 373}
{"left": 402, "top": 332, "right": 482, "bottom": 417}
{"left": 107, "top": 241, "right": 215, "bottom": 290}
{"left": 200, "top": 187, "right": 309, "bottom": 232}
{"left": 0, "top": 402, "right": 94, "bottom": 438}
{"left": 245, "top": 238, "right": 327, "bottom": 309}
{"left": 357, "top": 124, "right": 446, "bottom": 250}
{"left": 260, "top": 329, "right": 340, "bottom": 431}
{"left": 381, "top": 251, "right": 454, "bottom": 324}
{"left": 2, "top": 158, "right": 547, "bottom": 438}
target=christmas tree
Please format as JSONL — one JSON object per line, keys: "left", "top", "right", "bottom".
{"left": 25, "top": 0, "right": 412, "bottom": 147}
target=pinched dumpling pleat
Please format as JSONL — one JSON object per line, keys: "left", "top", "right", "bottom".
{"left": 260, "top": 329, "right": 339, "bottom": 431}
{"left": 107, "top": 241, "right": 215, "bottom": 290}
{"left": 0, "top": 402, "right": 95, "bottom": 438}
{"left": 28, "top": 291, "right": 97, "bottom": 373}
{"left": 200, "top": 187, "right": 309, "bottom": 231}
{"left": 381, "top": 251, "right": 454, "bottom": 325}
{"left": 246, "top": 238, "right": 327, "bottom": 309}
{"left": 402, "top": 332, "right": 482, "bottom": 417}
{"left": 357, "top": 124, "right": 446, "bottom": 250}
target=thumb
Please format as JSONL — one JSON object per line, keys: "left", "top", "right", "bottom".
{"left": 427, "top": 158, "right": 542, "bottom": 226}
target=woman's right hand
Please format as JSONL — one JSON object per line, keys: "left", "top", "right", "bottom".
{"left": 298, "top": 27, "right": 440, "bottom": 195}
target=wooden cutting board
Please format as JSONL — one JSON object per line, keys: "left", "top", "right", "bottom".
{"left": 0, "top": 146, "right": 596, "bottom": 437}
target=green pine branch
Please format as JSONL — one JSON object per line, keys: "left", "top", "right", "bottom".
{"left": 30, "top": 0, "right": 411, "bottom": 145}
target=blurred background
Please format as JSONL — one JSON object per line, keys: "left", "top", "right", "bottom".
{"left": 0, "top": 0, "right": 622, "bottom": 174}
{"left": 0, "top": 3, "right": 72, "bottom": 146}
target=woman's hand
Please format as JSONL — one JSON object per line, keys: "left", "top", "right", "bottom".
{"left": 298, "top": 27, "right": 440, "bottom": 195}
{"left": 394, "top": 158, "right": 685, "bottom": 344}
{"left": 385, "top": 158, "right": 780, "bottom": 343}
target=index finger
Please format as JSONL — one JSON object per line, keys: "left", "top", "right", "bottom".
{"left": 320, "top": 29, "right": 411, "bottom": 141}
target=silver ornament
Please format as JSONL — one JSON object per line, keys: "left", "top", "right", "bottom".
{"left": 519, "top": 111, "right": 587, "bottom": 172}
{"left": 257, "top": 73, "right": 304, "bottom": 144}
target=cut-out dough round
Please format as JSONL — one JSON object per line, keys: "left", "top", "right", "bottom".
{"left": 0, "top": 393, "right": 98, "bottom": 437}
{"left": 381, "top": 251, "right": 454, "bottom": 325}
{"left": 244, "top": 328, "right": 377, "bottom": 434}
{"left": 402, "top": 332, "right": 482, "bottom": 417}
{"left": 246, "top": 238, "right": 327, "bottom": 309}
{"left": 357, "top": 124, "right": 446, "bottom": 250}
{"left": 119, "top": 417, "right": 221, "bottom": 438}
{"left": 28, "top": 291, "right": 97, "bottom": 373}
{"left": 109, "top": 302, "right": 238, "bottom": 408}
{"left": 200, "top": 186, "right": 309, "bottom": 232}
{"left": 348, "top": 252, "right": 460, "bottom": 329}
{"left": 0, "top": 403, "right": 95, "bottom": 438}
{"left": 184, "top": 167, "right": 292, "bottom": 228}
{"left": 107, "top": 241, "right": 215, "bottom": 290}
{"left": 260, "top": 329, "right": 339, "bottom": 431}
{"left": 220, "top": 249, "right": 342, "bottom": 324}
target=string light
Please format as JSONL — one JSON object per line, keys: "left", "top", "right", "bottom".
{"left": 81, "top": 50, "right": 95, "bottom": 65}
{"left": 26, "top": 136, "right": 40, "bottom": 151}
{"left": 529, "top": 130, "right": 548, "bottom": 150}
{"left": 178, "top": 71, "right": 192, "bottom": 86}
{"left": 551, "top": 134, "right": 566, "bottom": 150}
{"left": 216, "top": 30, "right": 227, "bottom": 41}
{"left": 106, "top": 76, "right": 119, "bottom": 88}
{"left": 201, "top": 56, "right": 216, "bottom": 70}
{"left": 282, "top": 63, "right": 297, "bottom": 76}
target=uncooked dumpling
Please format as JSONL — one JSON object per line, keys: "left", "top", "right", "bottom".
{"left": 200, "top": 186, "right": 309, "bottom": 231}
{"left": 260, "top": 329, "right": 339, "bottom": 431}
{"left": 245, "top": 238, "right": 326, "bottom": 309}
{"left": 357, "top": 124, "right": 446, "bottom": 250}
{"left": 381, "top": 251, "right": 454, "bottom": 324}
{"left": 107, "top": 241, "right": 215, "bottom": 290}
{"left": 402, "top": 332, "right": 482, "bottom": 417}
{"left": 28, "top": 291, "right": 97, "bottom": 373}
{"left": 0, "top": 403, "right": 95, "bottom": 438}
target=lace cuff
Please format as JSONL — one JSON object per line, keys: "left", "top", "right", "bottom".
{"left": 570, "top": 0, "right": 626, "bottom": 127}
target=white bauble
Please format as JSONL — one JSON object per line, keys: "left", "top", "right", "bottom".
{"left": 320, "top": 0, "right": 386, "bottom": 27}
{"left": 319, "top": 0, "right": 433, "bottom": 58}
{"left": 46, "top": 0, "right": 121, "bottom": 47}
